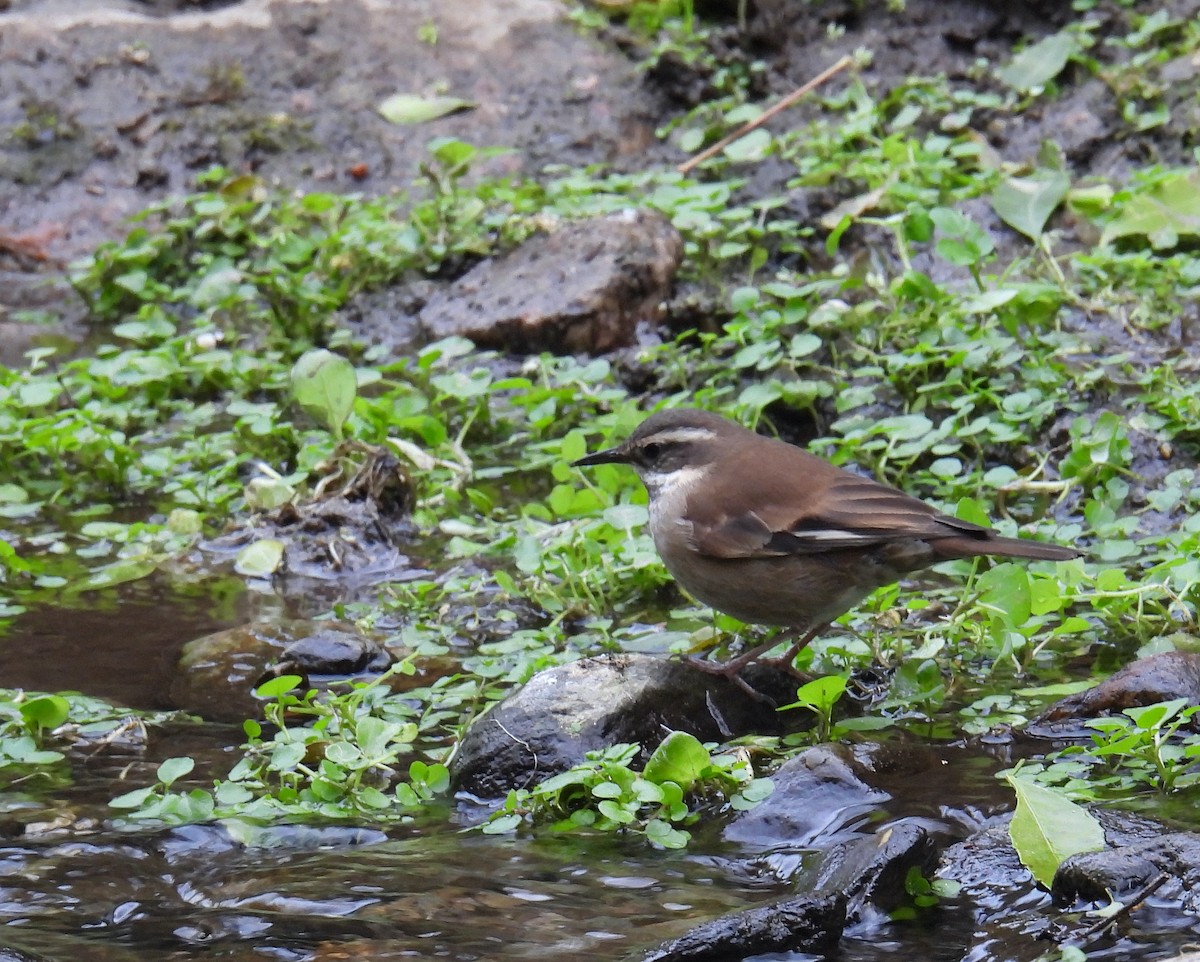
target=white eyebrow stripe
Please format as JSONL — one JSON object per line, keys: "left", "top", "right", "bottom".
{"left": 639, "top": 428, "right": 718, "bottom": 446}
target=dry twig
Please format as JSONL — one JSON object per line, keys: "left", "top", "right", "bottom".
{"left": 676, "top": 55, "right": 854, "bottom": 176}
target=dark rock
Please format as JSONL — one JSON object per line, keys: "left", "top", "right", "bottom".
{"left": 279, "top": 631, "right": 391, "bottom": 676}
{"left": 641, "top": 824, "right": 933, "bottom": 961}
{"left": 170, "top": 619, "right": 391, "bottom": 721}
{"left": 448, "top": 653, "right": 797, "bottom": 798}
{"left": 1030, "top": 651, "right": 1200, "bottom": 737}
{"left": 935, "top": 817, "right": 1053, "bottom": 962}
{"left": 722, "top": 745, "right": 888, "bottom": 850}
{"left": 1053, "top": 832, "right": 1200, "bottom": 914}
{"left": 936, "top": 807, "right": 1172, "bottom": 962}
{"left": 814, "top": 821, "right": 938, "bottom": 917}
{"left": 640, "top": 891, "right": 844, "bottom": 962}
{"left": 938, "top": 818, "right": 1033, "bottom": 899}
{"left": 418, "top": 209, "right": 683, "bottom": 354}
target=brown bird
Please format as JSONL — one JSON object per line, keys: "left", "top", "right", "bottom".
{"left": 573, "top": 408, "right": 1079, "bottom": 681}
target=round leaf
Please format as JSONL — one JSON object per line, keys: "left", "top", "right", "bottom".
{"left": 290, "top": 349, "right": 357, "bottom": 437}
{"left": 643, "top": 731, "right": 710, "bottom": 791}
{"left": 234, "top": 539, "right": 284, "bottom": 578}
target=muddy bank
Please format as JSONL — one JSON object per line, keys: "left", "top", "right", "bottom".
{"left": 0, "top": 0, "right": 663, "bottom": 273}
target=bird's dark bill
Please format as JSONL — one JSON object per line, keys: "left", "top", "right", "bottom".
{"left": 572, "top": 447, "right": 627, "bottom": 467}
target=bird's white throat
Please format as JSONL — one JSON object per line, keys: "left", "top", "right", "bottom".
{"left": 641, "top": 461, "right": 708, "bottom": 506}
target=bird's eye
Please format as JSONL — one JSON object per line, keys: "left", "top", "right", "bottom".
{"left": 641, "top": 442, "right": 664, "bottom": 461}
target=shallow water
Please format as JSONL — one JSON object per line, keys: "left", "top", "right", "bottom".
{"left": 2, "top": 582, "right": 245, "bottom": 710}
{"left": 3, "top": 584, "right": 1200, "bottom": 962}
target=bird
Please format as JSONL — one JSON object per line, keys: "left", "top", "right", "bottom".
{"left": 572, "top": 407, "right": 1080, "bottom": 683}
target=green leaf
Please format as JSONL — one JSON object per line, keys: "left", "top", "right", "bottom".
{"left": 1100, "top": 169, "right": 1200, "bottom": 249}
{"left": 20, "top": 695, "right": 69, "bottom": 732}
{"left": 357, "top": 717, "right": 402, "bottom": 759}
{"left": 255, "top": 675, "right": 304, "bottom": 699}
{"left": 324, "top": 742, "right": 363, "bottom": 766}
{"left": 642, "top": 731, "right": 710, "bottom": 791}
{"left": 597, "top": 798, "right": 635, "bottom": 823}
{"left": 234, "top": 539, "right": 284, "bottom": 578}
{"left": 482, "top": 813, "right": 523, "bottom": 834}
{"left": 791, "top": 674, "right": 847, "bottom": 714}
{"left": 591, "top": 780, "right": 624, "bottom": 800}
{"left": 992, "top": 168, "right": 1071, "bottom": 239}
{"left": 1006, "top": 775, "right": 1105, "bottom": 888}
{"left": 722, "top": 128, "right": 772, "bottom": 163}
{"left": 157, "top": 756, "right": 195, "bottom": 787}
{"left": 291, "top": 349, "right": 357, "bottom": 438}
{"left": 244, "top": 476, "right": 295, "bottom": 512}
{"left": 85, "top": 557, "right": 159, "bottom": 590}
{"left": 930, "top": 207, "right": 994, "bottom": 266}
{"left": 977, "top": 564, "right": 1032, "bottom": 626}
{"left": 645, "top": 818, "right": 690, "bottom": 848}
{"left": 998, "top": 32, "right": 1078, "bottom": 92}
{"left": 377, "top": 94, "right": 475, "bottom": 125}
{"left": 109, "top": 786, "right": 157, "bottom": 809}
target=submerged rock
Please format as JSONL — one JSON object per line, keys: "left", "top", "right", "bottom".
{"left": 1054, "top": 832, "right": 1200, "bottom": 915}
{"left": 170, "top": 620, "right": 392, "bottom": 721}
{"left": 722, "top": 745, "right": 889, "bottom": 850}
{"left": 418, "top": 209, "right": 684, "bottom": 354}
{"left": 641, "top": 891, "right": 845, "bottom": 962}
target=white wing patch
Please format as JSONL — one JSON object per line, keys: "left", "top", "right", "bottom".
{"left": 788, "top": 528, "right": 882, "bottom": 543}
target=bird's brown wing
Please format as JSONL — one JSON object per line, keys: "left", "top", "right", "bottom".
{"left": 688, "top": 471, "right": 989, "bottom": 559}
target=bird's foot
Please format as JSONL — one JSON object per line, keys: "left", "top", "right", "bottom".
{"left": 682, "top": 626, "right": 822, "bottom": 699}
{"left": 684, "top": 654, "right": 779, "bottom": 704}
{"left": 683, "top": 637, "right": 782, "bottom": 680}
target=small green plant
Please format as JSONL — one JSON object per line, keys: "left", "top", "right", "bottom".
{"left": 0, "top": 692, "right": 70, "bottom": 769}
{"left": 111, "top": 668, "right": 451, "bottom": 825}
{"left": 890, "top": 866, "right": 961, "bottom": 920}
{"left": 1026, "top": 698, "right": 1200, "bottom": 800}
{"left": 482, "top": 731, "right": 772, "bottom": 848}
{"left": 780, "top": 674, "right": 849, "bottom": 742}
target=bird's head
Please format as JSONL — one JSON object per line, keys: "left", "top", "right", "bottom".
{"left": 572, "top": 408, "right": 742, "bottom": 497}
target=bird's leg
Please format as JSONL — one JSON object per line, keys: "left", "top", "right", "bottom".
{"left": 686, "top": 636, "right": 779, "bottom": 677}
{"left": 760, "top": 624, "right": 824, "bottom": 675}
{"left": 686, "top": 625, "right": 821, "bottom": 679}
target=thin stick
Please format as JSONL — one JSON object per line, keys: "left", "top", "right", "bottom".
{"left": 676, "top": 54, "right": 854, "bottom": 175}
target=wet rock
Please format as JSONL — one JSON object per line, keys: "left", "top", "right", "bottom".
{"left": 640, "top": 891, "right": 844, "bottom": 962}
{"left": 811, "top": 821, "right": 937, "bottom": 918}
{"left": 170, "top": 619, "right": 391, "bottom": 721}
{"left": 417, "top": 209, "right": 684, "bottom": 354}
{"left": 722, "top": 745, "right": 889, "bottom": 850}
{"left": 936, "top": 807, "right": 1169, "bottom": 962}
{"left": 448, "top": 653, "right": 798, "bottom": 798}
{"left": 642, "top": 823, "right": 933, "bottom": 960}
{"left": 935, "top": 817, "right": 1053, "bottom": 962}
{"left": 724, "top": 744, "right": 938, "bottom": 920}
{"left": 1030, "top": 650, "right": 1200, "bottom": 737}
{"left": 1053, "top": 832, "right": 1200, "bottom": 914}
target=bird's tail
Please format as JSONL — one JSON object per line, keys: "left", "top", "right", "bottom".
{"left": 935, "top": 534, "right": 1080, "bottom": 562}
